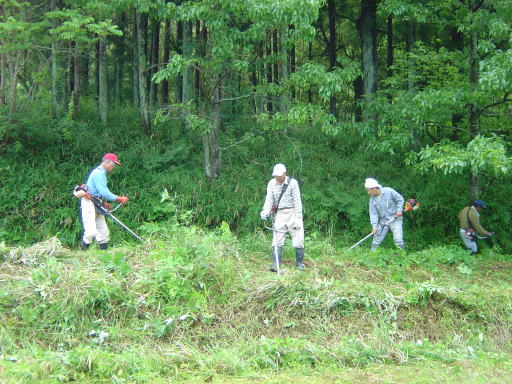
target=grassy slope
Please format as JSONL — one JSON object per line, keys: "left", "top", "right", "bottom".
{"left": 0, "top": 225, "right": 511, "bottom": 383}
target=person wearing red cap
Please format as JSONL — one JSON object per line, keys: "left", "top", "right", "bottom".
{"left": 80, "top": 153, "right": 129, "bottom": 250}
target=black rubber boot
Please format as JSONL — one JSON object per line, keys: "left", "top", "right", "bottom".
{"left": 99, "top": 242, "right": 108, "bottom": 250}
{"left": 295, "top": 248, "right": 305, "bottom": 270}
{"left": 269, "top": 246, "right": 282, "bottom": 272}
{"left": 80, "top": 241, "right": 90, "bottom": 251}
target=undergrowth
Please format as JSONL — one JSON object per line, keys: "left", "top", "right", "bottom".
{"left": 0, "top": 223, "right": 511, "bottom": 383}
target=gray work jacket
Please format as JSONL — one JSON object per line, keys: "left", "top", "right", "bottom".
{"left": 369, "top": 187, "right": 404, "bottom": 229}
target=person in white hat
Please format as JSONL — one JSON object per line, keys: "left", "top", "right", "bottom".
{"left": 79, "top": 153, "right": 129, "bottom": 250}
{"left": 365, "top": 178, "right": 405, "bottom": 250}
{"left": 260, "top": 163, "right": 305, "bottom": 270}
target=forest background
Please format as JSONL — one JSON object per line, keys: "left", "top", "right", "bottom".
{"left": 1, "top": 0, "right": 512, "bottom": 251}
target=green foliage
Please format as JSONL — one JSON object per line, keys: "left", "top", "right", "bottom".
{"left": 406, "top": 135, "right": 511, "bottom": 176}
{"left": 1, "top": 234, "right": 511, "bottom": 382}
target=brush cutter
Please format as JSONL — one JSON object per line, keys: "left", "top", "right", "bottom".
{"left": 90, "top": 197, "right": 143, "bottom": 242}
{"left": 348, "top": 217, "right": 397, "bottom": 250}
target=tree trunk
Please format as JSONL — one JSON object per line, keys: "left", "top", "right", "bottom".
{"left": 308, "top": 42, "right": 312, "bottom": 104}
{"left": 182, "top": 21, "right": 194, "bottom": 124}
{"left": 72, "top": 44, "right": 81, "bottom": 121}
{"left": 65, "top": 42, "right": 73, "bottom": 108}
{"left": 266, "top": 39, "right": 273, "bottom": 114}
{"left": 0, "top": 53, "right": 6, "bottom": 106}
{"left": 81, "top": 52, "right": 89, "bottom": 96}
{"left": 358, "top": 0, "right": 377, "bottom": 135}
{"left": 203, "top": 80, "right": 221, "bottom": 181}
{"left": 354, "top": 75, "right": 363, "bottom": 122}
{"left": 273, "top": 30, "right": 279, "bottom": 86}
{"left": 149, "top": 17, "right": 160, "bottom": 105}
{"left": 136, "top": 11, "right": 151, "bottom": 135}
{"left": 327, "top": 0, "right": 337, "bottom": 117}
{"left": 290, "top": 30, "right": 296, "bottom": 101}
{"left": 386, "top": 15, "right": 393, "bottom": 76}
{"left": 468, "top": 30, "right": 480, "bottom": 200}
{"left": 133, "top": 12, "right": 140, "bottom": 106}
{"left": 95, "top": 41, "right": 100, "bottom": 104}
{"left": 405, "top": 20, "right": 416, "bottom": 91}
{"left": 161, "top": 19, "right": 171, "bottom": 104}
{"left": 279, "top": 25, "right": 290, "bottom": 114}
{"left": 98, "top": 39, "right": 108, "bottom": 123}
{"left": 8, "top": 53, "right": 21, "bottom": 115}
{"left": 175, "top": 20, "right": 183, "bottom": 103}
{"left": 50, "top": 0, "right": 59, "bottom": 117}
{"left": 405, "top": 20, "right": 420, "bottom": 149}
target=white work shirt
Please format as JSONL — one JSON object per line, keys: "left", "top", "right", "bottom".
{"left": 262, "top": 177, "right": 303, "bottom": 220}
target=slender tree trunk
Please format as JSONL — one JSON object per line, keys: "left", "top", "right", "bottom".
{"left": 0, "top": 53, "right": 6, "bottom": 106}
{"left": 327, "top": 0, "right": 337, "bottom": 117}
{"left": 354, "top": 75, "right": 363, "bottom": 122}
{"left": 405, "top": 20, "right": 416, "bottom": 91}
{"left": 65, "top": 42, "right": 73, "bottom": 108}
{"left": 182, "top": 21, "right": 194, "bottom": 124}
{"left": 203, "top": 78, "right": 221, "bottom": 181}
{"left": 195, "top": 21, "right": 202, "bottom": 106}
{"left": 8, "top": 54, "right": 21, "bottom": 115}
{"left": 405, "top": 20, "right": 420, "bottom": 149}
{"left": 308, "top": 42, "right": 312, "bottom": 104}
{"left": 95, "top": 41, "right": 100, "bottom": 104}
{"left": 468, "top": 30, "right": 480, "bottom": 200}
{"left": 136, "top": 11, "right": 151, "bottom": 134}
{"left": 72, "top": 44, "right": 81, "bottom": 120}
{"left": 50, "top": 43, "right": 58, "bottom": 117}
{"left": 358, "top": 0, "right": 377, "bottom": 134}
{"left": 81, "top": 53, "right": 89, "bottom": 95}
{"left": 279, "top": 25, "right": 290, "bottom": 114}
{"left": 175, "top": 20, "right": 183, "bottom": 103}
{"left": 149, "top": 17, "right": 160, "bottom": 105}
{"left": 272, "top": 30, "right": 278, "bottom": 86}
{"left": 50, "top": 0, "right": 59, "bottom": 117}
{"left": 113, "top": 12, "right": 126, "bottom": 104}
{"left": 133, "top": 12, "right": 140, "bottom": 106}
{"left": 98, "top": 39, "right": 108, "bottom": 123}
{"left": 266, "top": 40, "right": 273, "bottom": 114}
{"left": 290, "top": 31, "right": 296, "bottom": 101}
{"left": 386, "top": 15, "right": 393, "bottom": 76}
{"left": 161, "top": 19, "right": 170, "bottom": 104}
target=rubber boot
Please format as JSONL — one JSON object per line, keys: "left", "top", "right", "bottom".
{"left": 99, "top": 242, "right": 108, "bottom": 250}
{"left": 269, "top": 246, "right": 282, "bottom": 272}
{"left": 295, "top": 248, "right": 305, "bottom": 270}
{"left": 80, "top": 241, "right": 90, "bottom": 251}
{"left": 397, "top": 242, "right": 406, "bottom": 250}
{"left": 370, "top": 244, "right": 378, "bottom": 251}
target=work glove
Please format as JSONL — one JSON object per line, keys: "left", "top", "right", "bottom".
{"left": 103, "top": 202, "right": 112, "bottom": 210}
{"left": 260, "top": 210, "right": 269, "bottom": 220}
{"left": 116, "top": 196, "right": 129, "bottom": 205}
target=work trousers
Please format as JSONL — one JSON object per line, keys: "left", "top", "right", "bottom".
{"left": 371, "top": 216, "right": 404, "bottom": 249}
{"left": 81, "top": 198, "right": 109, "bottom": 245}
{"left": 272, "top": 208, "right": 304, "bottom": 248}
{"left": 460, "top": 229, "right": 478, "bottom": 253}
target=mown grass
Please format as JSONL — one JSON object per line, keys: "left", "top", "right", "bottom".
{"left": 0, "top": 224, "right": 511, "bottom": 383}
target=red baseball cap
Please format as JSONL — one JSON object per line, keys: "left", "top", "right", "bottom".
{"left": 103, "top": 153, "right": 121, "bottom": 165}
